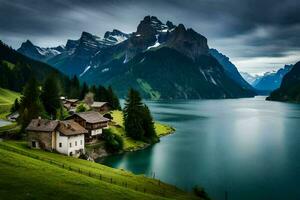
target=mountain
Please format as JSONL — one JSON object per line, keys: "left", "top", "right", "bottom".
{"left": 209, "top": 49, "right": 254, "bottom": 91}
{"left": 18, "top": 30, "right": 130, "bottom": 76}
{"left": 252, "top": 65, "right": 293, "bottom": 92}
{"left": 18, "top": 16, "right": 255, "bottom": 99}
{"left": 0, "top": 41, "right": 69, "bottom": 92}
{"left": 81, "top": 16, "right": 255, "bottom": 99}
{"left": 240, "top": 72, "right": 261, "bottom": 85}
{"left": 267, "top": 61, "right": 300, "bottom": 102}
{"left": 18, "top": 40, "right": 64, "bottom": 61}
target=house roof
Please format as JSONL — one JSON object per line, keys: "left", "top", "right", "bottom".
{"left": 65, "top": 99, "right": 79, "bottom": 103}
{"left": 90, "top": 101, "right": 109, "bottom": 108}
{"left": 63, "top": 103, "right": 71, "bottom": 109}
{"left": 26, "top": 119, "right": 59, "bottom": 132}
{"left": 58, "top": 120, "right": 88, "bottom": 136}
{"left": 74, "top": 111, "right": 110, "bottom": 124}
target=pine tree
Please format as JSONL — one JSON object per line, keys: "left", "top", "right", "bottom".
{"left": 90, "top": 85, "right": 97, "bottom": 97}
{"left": 97, "top": 85, "right": 109, "bottom": 102}
{"left": 107, "top": 86, "right": 121, "bottom": 110}
{"left": 141, "top": 105, "right": 157, "bottom": 142}
{"left": 80, "top": 82, "right": 89, "bottom": 100}
{"left": 41, "top": 75, "right": 62, "bottom": 118}
{"left": 19, "top": 77, "right": 46, "bottom": 131}
{"left": 10, "top": 98, "right": 20, "bottom": 113}
{"left": 124, "top": 89, "right": 157, "bottom": 142}
{"left": 124, "top": 89, "right": 145, "bottom": 140}
{"left": 69, "top": 75, "right": 80, "bottom": 98}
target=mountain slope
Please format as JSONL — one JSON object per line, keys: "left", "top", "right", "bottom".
{"left": 267, "top": 61, "right": 300, "bottom": 102}
{"left": 17, "top": 40, "right": 64, "bottom": 61}
{"left": 83, "top": 47, "right": 254, "bottom": 99}
{"left": 209, "top": 49, "right": 255, "bottom": 92}
{"left": 253, "top": 65, "right": 292, "bottom": 92}
{"left": 240, "top": 72, "right": 261, "bottom": 85}
{"left": 0, "top": 41, "right": 69, "bottom": 92}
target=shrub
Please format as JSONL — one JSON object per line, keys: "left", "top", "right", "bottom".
{"left": 103, "top": 129, "right": 124, "bottom": 153}
{"left": 193, "top": 186, "right": 211, "bottom": 200}
{"left": 76, "top": 103, "right": 89, "bottom": 113}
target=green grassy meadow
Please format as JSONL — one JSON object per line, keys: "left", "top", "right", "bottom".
{"left": 0, "top": 88, "right": 21, "bottom": 135}
{"left": 0, "top": 141, "right": 199, "bottom": 200}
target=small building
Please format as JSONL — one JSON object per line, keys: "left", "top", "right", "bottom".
{"left": 90, "top": 101, "right": 111, "bottom": 113}
{"left": 56, "top": 120, "right": 87, "bottom": 156}
{"left": 7, "top": 111, "right": 20, "bottom": 122}
{"left": 26, "top": 119, "right": 59, "bottom": 151}
{"left": 68, "top": 111, "right": 110, "bottom": 142}
{"left": 26, "top": 118, "right": 87, "bottom": 157}
{"left": 65, "top": 99, "right": 79, "bottom": 108}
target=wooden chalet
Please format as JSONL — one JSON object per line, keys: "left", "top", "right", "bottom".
{"left": 90, "top": 101, "right": 111, "bottom": 113}
{"left": 67, "top": 111, "right": 110, "bottom": 142}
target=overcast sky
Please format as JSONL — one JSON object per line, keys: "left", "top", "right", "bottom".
{"left": 1, "top": 0, "right": 300, "bottom": 74}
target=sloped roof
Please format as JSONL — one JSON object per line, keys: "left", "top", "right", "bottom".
{"left": 74, "top": 111, "right": 110, "bottom": 123}
{"left": 57, "top": 120, "right": 88, "bottom": 136}
{"left": 26, "top": 119, "right": 59, "bottom": 132}
{"left": 65, "top": 99, "right": 79, "bottom": 103}
{"left": 90, "top": 101, "right": 109, "bottom": 108}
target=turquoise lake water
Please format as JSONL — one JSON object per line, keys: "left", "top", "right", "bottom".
{"left": 101, "top": 96, "right": 300, "bottom": 200}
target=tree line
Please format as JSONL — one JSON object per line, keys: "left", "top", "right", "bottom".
{"left": 13, "top": 74, "right": 120, "bottom": 131}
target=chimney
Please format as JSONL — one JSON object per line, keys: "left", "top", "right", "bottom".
{"left": 37, "top": 116, "right": 41, "bottom": 126}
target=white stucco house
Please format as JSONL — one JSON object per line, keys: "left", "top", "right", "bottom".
{"left": 26, "top": 119, "right": 88, "bottom": 157}
{"left": 55, "top": 120, "right": 87, "bottom": 156}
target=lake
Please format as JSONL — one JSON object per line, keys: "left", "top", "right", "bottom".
{"left": 101, "top": 96, "right": 300, "bottom": 200}
{"left": 0, "top": 120, "right": 11, "bottom": 127}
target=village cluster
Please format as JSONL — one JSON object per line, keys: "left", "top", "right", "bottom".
{"left": 25, "top": 98, "right": 111, "bottom": 157}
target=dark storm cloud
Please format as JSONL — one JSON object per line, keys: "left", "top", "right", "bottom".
{"left": 0, "top": 0, "right": 300, "bottom": 73}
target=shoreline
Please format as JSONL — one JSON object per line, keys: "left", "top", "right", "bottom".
{"left": 86, "top": 122, "right": 175, "bottom": 160}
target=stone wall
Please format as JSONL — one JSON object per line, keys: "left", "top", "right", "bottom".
{"left": 27, "top": 131, "right": 54, "bottom": 151}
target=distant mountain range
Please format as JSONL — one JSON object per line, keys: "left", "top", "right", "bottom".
{"left": 241, "top": 65, "right": 293, "bottom": 93}
{"left": 17, "top": 16, "right": 255, "bottom": 99}
{"left": 0, "top": 41, "right": 69, "bottom": 92}
{"left": 267, "top": 61, "right": 300, "bottom": 102}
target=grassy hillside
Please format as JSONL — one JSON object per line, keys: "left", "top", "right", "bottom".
{"left": 0, "top": 87, "right": 20, "bottom": 105}
{"left": 109, "top": 110, "right": 174, "bottom": 151}
{"left": 0, "top": 88, "right": 21, "bottom": 136}
{"left": 0, "top": 141, "right": 199, "bottom": 200}
{"left": 0, "top": 87, "right": 21, "bottom": 119}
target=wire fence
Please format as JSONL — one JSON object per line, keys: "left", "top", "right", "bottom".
{"left": 0, "top": 143, "right": 184, "bottom": 198}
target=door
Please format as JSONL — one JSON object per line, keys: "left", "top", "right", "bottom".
{"left": 32, "top": 141, "right": 36, "bottom": 148}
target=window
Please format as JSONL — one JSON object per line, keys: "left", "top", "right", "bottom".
{"left": 80, "top": 140, "right": 82, "bottom": 145}
{"left": 32, "top": 141, "right": 36, "bottom": 148}
{"left": 69, "top": 142, "right": 72, "bottom": 147}
{"left": 59, "top": 143, "right": 62, "bottom": 148}
{"left": 75, "top": 141, "right": 77, "bottom": 146}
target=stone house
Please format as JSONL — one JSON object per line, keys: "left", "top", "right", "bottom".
{"left": 26, "top": 118, "right": 87, "bottom": 156}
